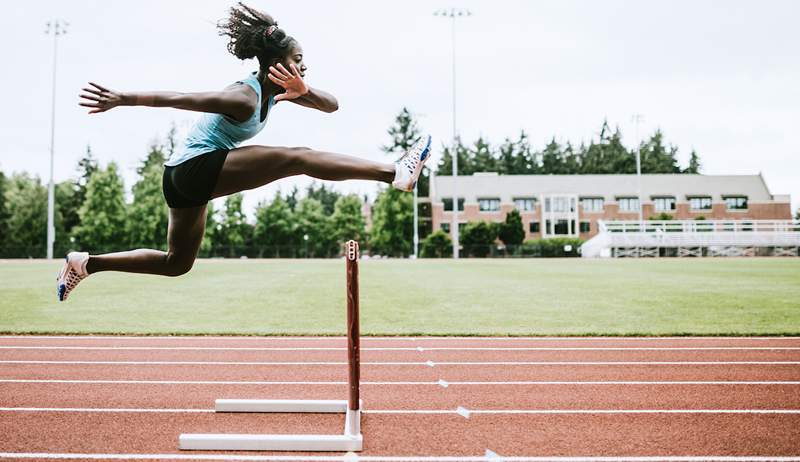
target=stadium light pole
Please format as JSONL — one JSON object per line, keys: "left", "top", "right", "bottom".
{"left": 632, "top": 114, "right": 645, "bottom": 225}
{"left": 45, "top": 19, "right": 68, "bottom": 260}
{"left": 434, "top": 7, "right": 471, "bottom": 259}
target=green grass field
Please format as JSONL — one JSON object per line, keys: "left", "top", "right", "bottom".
{"left": 1, "top": 258, "right": 798, "bottom": 336}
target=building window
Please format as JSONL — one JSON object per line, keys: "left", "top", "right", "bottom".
{"left": 581, "top": 197, "right": 604, "bottom": 213}
{"left": 529, "top": 221, "right": 540, "bottom": 233}
{"left": 579, "top": 221, "right": 591, "bottom": 233}
{"left": 514, "top": 198, "right": 536, "bottom": 212}
{"left": 689, "top": 196, "right": 712, "bottom": 210}
{"left": 441, "top": 223, "right": 450, "bottom": 233}
{"left": 653, "top": 196, "right": 676, "bottom": 212}
{"left": 724, "top": 196, "right": 748, "bottom": 210}
{"left": 545, "top": 197, "right": 574, "bottom": 213}
{"left": 547, "top": 219, "right": 571, "bottom": 235}
{"left": 478, "top": 198, "right": 501, "bottom": 212}
{"left": 442, "top": 198, "right": 464, "bottom": 212}
{"left": 617, "top": 197, "right": 640, "bottom": 212}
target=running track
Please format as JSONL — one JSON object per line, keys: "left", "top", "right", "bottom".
{"left": 0, "top": 336, "right": 799, "bottom": 461}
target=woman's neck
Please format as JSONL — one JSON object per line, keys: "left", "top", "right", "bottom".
{"left": 256, "top": 69, "right": 282, "bottom": 97}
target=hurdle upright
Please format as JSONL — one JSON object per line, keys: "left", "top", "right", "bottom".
{"left": 179, "top": 240, "right": 363, "bottom": 452}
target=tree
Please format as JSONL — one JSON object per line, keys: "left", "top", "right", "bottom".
{"left": 215, "top": 193, "right": 253, "bottom": 255}
{"left": 469, "top": 137, "right": 497, "bottom": 173}
{"left": 639, "top": 130, "right": 681, "bottom": 173}
{"left": 435, "top": 138, "right": 469, "bottom": 176}
{"left": 420, "top": 230, "right": 452, "bottom": 258}
{"left": 497, "top": 131, "right": 539, "bottom": 175}
{"left": 69, "top": 145, "right": 100, "bottom": 248}
{"left": 2, "top": 173, "right": 54, "bottom": 257}
{"left": 285, "top": 185, "right": 299, "bottom": 211}
{"left": 199, "top": 201, "right": 219, "bottom": 257}
{"left": 72, "top": 162, "right": 128, "bottom": 253}
{"left": 253, "top": 193, "right": 296, "bottom": 257}
{"left": 0, "top": 169, "right": 9, "bottom": 253}
{"left": 294, "top": 197, "right": 336, "bottom": 257}
{"left": 306, "top": 181, "right": 341, "bottom": 215}
{"left": 460, "top": 221, "right": 498, "bottom": 257}
{"left": 498, "top": 209, "right": 525, "bottom": 248}
{"left": 331, "top": 194, "right": 367, "bottom": 247}
{"left": 684, "top": 150, "right": 701, "bottom": 174}
{"left": 369, "top": 187, "right": 413, "bottom": 257}
{"left": 127, "top": 148, "right": 169, "bottom": 250}
{"left": 579, "top": 122, "right": 632, "bottom": 174}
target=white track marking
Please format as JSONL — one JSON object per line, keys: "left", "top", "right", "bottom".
{"left": 1, "top": 360, "right": 798, "bottom": 366}
{"left": 2, "top": 346, "right": 799, "bottom": 351}
{"left": 2, "top": 407, "right": 800, "bottom": 415}
{"left": 1, "top": 379, "right": 798, "bottom": 385}
{"left": 1, "top": 453, "right": 800, "bottom": 461}
{"left": 1, "top": 335, "right": 798, "bottom": 340}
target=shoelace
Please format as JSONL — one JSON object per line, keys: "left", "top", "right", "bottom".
{"left": 399, "top": 144, "right": 423, "bottom": 174}
{"left": 63, "top": 269, "right": 86, "bottom": 298}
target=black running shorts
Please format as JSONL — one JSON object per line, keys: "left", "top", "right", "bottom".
{"left": 162, "top": 149, "right": 230, "bottom": 208}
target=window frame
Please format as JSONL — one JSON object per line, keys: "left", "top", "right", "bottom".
{"left": 581, "top": 197, "right": 604, "bottom": 213}
{"left": 688, "top": 196, "right": 713, "bottom": 211}
{"left": 723, "top": 196, "right": 748, "bottom": 211}
{"left": 478, "top": 197, "right": 501, "bottom": 212}
{"left": 652, "top": 196, "right": 677, "bottom": 212}
{"left": 617, "top": 196, "right": 640, "bottom": 213}
{"left": 513, "top": 197, "right": 537, "bottom": 212}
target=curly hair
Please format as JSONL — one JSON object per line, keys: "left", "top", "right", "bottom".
{"left": 217, "top": 2, "right": 296, "bottom": 69}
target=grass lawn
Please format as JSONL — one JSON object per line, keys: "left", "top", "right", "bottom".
{"left": 1, "top": 258, "right": 798, "bottom": 336}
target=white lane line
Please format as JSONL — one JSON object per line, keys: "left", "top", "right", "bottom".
{"left": 2, "top": 407, "right": 800, "bottom": 415}
{"left": 2, "top": 346, "right": 799, "bottom": 351}
{"left": 1, "top": 453, "right": 800, "bottom": 461}
{"left": 1, "top": 360, "right": 798, "bottom": 366}
{"left": 1, "top": 379, "right": 798, "bottom": 385}
{"left": 1, "top": 335, "right": 797, "bottom": 340}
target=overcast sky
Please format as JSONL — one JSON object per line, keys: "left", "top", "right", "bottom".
{"left": 2, "top": 0, "right": 798, "bottom": 218}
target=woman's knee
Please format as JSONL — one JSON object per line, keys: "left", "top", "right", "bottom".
{"left": 164, "top": 252, "right": 195, "bottom": 277}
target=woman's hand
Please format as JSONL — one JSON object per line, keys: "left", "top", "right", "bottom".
{"left": 79, "top": 82, "right": 128, "bottom": 114}
{"left": 268, "top": 63, "right": 309, "bottom": 102}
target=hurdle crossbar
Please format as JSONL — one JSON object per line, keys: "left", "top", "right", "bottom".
{"left": 179, "top": 241, "right": 362, "bottom": 452}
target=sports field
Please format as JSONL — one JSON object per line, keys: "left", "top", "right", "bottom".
{"left": 2, "top": 258, "right": 798, "bottom": 336}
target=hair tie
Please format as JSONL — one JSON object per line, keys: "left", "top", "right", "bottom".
{"left": 265, "top": 25, "right": 278, "bottom": 38}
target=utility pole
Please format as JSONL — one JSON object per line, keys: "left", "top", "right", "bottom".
{"left": 45, "top": 19, "right": 69, "bottom": 259}
{"left": 434, "top": 8, "right": 471, "bottom": 259}
{"left": 632, "top": 114, "right": 645, "bottom": 225}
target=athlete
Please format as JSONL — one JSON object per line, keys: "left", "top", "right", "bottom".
{"left": 58, "top": 2, "right": 431, "bottom": 301}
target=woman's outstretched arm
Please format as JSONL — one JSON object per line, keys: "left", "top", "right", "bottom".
{"left": 79, "top": 82, "right": 256, "bottom": 122}
{"left": 268, "top": 63, "right": 338, "bottom": 113}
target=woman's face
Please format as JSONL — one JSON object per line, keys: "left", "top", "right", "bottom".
{"left": 283, "top": 44, "right": 307, "bottom": 77}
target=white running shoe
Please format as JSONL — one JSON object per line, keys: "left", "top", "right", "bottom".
{"left": 392, "top": 135, "right": 432, "bottom": 192}
{"left": 56, "top": 251, "right": 90, "bottom": 302}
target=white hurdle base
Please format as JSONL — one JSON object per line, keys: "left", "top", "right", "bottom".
{"left": 179, "top": 399, "right": 362, "bottom": 452}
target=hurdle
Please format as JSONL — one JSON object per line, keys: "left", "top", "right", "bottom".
{"left": 179, "top": 240, "right": 363, "bottom": 452}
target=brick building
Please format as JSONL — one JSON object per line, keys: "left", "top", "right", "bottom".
{"left": 428, "top": 173, "right": 792, "bottom": 241}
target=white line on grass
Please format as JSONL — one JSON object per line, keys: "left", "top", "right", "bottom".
{"left": 2, "top": 346, "right": 799, "bottom": 351}
{"left": 1, "top": 452, "right": 799, "bottom": 461}
{"left": 1, "top": 360, "right": 798, "bottom": 366}
{"left": 1, "top": 379, "right": 798, "bottom": 385}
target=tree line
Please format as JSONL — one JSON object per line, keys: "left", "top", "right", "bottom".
{"left": 0, "top": 111, "right": 713, "bottom": 259}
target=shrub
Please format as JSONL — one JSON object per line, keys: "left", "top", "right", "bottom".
{"left": 498, "top": 209, "right": 525, "bottom": 247}
{"left": 461, "top": 221, "right": 498, "bottom": 257}
{"left": 520, "top": 237, "right": 583, "bottom": 257}
{"left": 420, "top": 230, "right": 452, "bottom": 258}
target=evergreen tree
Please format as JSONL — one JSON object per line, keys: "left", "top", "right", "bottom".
{"left": 73, "top": 162, "right": 128, "bottom": 253}
{"left": 3, "top": 173, "right": 54, "bottom": 257}
{"left": 497, "top": 131, "right": 539, "bottom": 174}
{"left": 435, "top": 138, "right": 469, "bottom": 176}
{"left": 54, "top": 180, "right": 80, "bottom": 251}
{"left": 469, "top": 137, "right": 497, "bottom": 173}
{"left": 541, "top": 138, "right": 565, "bottom": 174}
{"left": 382, "top": 107, "right": 432, "bottom": 196}
{"left": 498, "top": 209, "right": 525, "bottom": 247}
{"left": 70, "top": 145, "right": 99, "bottom": 247}
{"left": 369, "top": 187, "right": 413, "bottom": 257}
{"left": 331, "top": 194, "right": 367, "bottom": 247}
{"left": 579, "top": 122, "right": 632, "bottom": 174}
{"left": 127, "top": 149, "right": 169, "bottom": 250}
{"left": 285, "top": 185, "right": 299, "bottom": 211}
{"left": 253, "top": 193, "right": 296, "bottom": 257}
{"left": 306, "top": 181, "right": 341, "bottom": 215}
{"left": 685, "top": 150, "right": 701, "bottom": 173}
{"left": 420, "top": 230, "right": 452, "bottom": 258}
{"left": 199, "top": 201, "right": 219, "bottom": 257}
{"left": 294, "top": 197, "right": 336, "bottom": 257}
{"left": 640, "top": 130, "right": 681, "bottom": 173}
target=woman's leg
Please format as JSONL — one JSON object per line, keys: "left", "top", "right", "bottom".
{"left": 85, "top": 205, "right": 207, "bottom": 276}
{"left": 212, "top": 145, "right": 396, "bottom": 198}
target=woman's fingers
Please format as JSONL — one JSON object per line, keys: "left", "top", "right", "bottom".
{"left": 289, "top": 63, "right": 301, "bottom": 77}
{"left": 267, "top": 73, "right": 288, "bottom": 88}
{"left": 80, "top": 93, "right": 102, "bottom": 102}
{"left": 269, "top": 65, "right": 290, "bottom": 81}
{"left": 82, "top": 87, "right": 103, "bottom": 96}
{"left": 89, "top": 82, "right": 110, "bottom": 92}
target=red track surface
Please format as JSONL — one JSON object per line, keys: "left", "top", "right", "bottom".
{"left": 0, "top": 336, "right": 799, "bottom": 460}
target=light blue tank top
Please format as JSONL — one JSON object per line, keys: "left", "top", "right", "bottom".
{"left": 165, "top": 72, "right": 274, "bottom": 166}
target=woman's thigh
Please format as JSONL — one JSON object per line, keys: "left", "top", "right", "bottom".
{"left": 211, "top": 145, "right": 305, "bottom": 199}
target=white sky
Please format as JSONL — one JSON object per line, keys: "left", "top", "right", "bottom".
{"left": 1, "top": 0, "right": 798, "bottom": 218}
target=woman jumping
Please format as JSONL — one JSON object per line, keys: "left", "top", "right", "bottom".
{"left": 57, "top": 2, "right": 431, "bottom": 301}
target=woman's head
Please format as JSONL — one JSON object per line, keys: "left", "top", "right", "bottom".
{"left": 218, "top": 2, "right": 306, "bottom": 75}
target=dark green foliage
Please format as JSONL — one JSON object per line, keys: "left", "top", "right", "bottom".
{"left": 0, "top": 169, "right": 9, "bottom": 250}
{"left": 294, "top": 197, "right": 337, "bottom": 257}
{"left": 520, "top": 238, "right": 584, "bottom": 257}
{"left": 649, "top": 213, "right": 674, "bottom": 220}
{"left": 214, "top": 193, "right": 254, "bottom": 255}
{"left": 420, "top": 230, "right": 452, "bottom": 258}
{"left": 685, "top": 150, "right": 701, "bottom": 174}
{"left": 72, "top": 163, "right": 127, "bottom": 253}
{"left": 369, "top": 188, "right": 413, "bottom": 257}
{"left": 305, "top": 182, "right": 340, "bottom": 215}
{"left": 498, "top": 209, "right": 525, "bottom": 247}
{"left": 461, "top": 221, "right": 498, "bottom": 257}
{"left": 2, "top": 173, "right": 55, "bottom": 257}
{"left": 127, "top": 143, "right": 168, "bottom": 250}
{"left": 331, "top": 194, "right": 367, "bottom": 246}
{"left": 253, "top": 193, "right": 295, "bottom": 256}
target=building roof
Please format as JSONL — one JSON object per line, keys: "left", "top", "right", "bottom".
{"left": 429, "top": 173, "right": 779, "bottom": 203}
